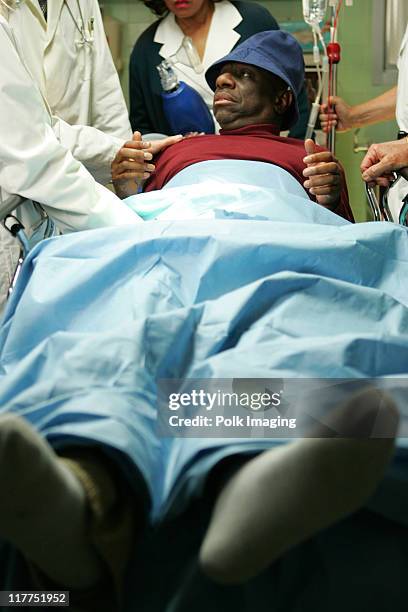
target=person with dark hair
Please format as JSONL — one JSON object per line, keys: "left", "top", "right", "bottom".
{"left": 129, "top": 0, "right": 310, "bottom": 139}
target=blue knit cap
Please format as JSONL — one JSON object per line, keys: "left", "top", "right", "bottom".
{"left": 205, "top": 30, "right": 305, "bottom": 129}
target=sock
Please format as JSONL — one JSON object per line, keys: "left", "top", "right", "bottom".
{"left": 199, "top": 389, "right": 398, "bottom": 584}
{"left": 0, "top": 414, "right": 105, "bottom": 589}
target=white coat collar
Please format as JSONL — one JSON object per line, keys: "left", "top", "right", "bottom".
{"left": 24, "top": 0, "right": 64, "bottom": 45}
{"left": 24, "top": 0, "right": 47, "bottom": 28}
{"left": 44, "top": 0, "right": 64, "bottom": 48}
{"left": 154, "top": 0, "right": 242, "bottom": 68}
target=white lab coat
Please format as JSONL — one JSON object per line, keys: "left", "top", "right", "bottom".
{"left": 8, "top": 0, "right": 132, "bottom": 184}
{"left": 0, "top": 15, "right": 141, "bottom": 309}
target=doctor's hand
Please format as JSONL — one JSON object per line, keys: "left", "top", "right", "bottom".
{"left": 303, "top": 139, "right": 342, "bottom": 209}
{"left": 111, "top": 132, "right": 183, "bottom": 198}
{"left": 320, "top": 96, "right": 353, "bottom": 133}
{"left": 361, "top": 140, "right": 408, "bottom": 187}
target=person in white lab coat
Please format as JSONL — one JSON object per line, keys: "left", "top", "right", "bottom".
{"left": 0, "top": 10, "right": 181, "bottom": 311}
{"left": 0, "top": 11, "right": 142, "bottom": 246}
{"left": 0, "top": 0, "right": 137, "bottom": 313}
{"left": 8, "top": 0, "right": 133, "bottom": 185}
{"left": 0, "top": 11, "right": 141, "bottom": 227}
{"left": 0, "top": 1, "right": 183, "bottom": 312}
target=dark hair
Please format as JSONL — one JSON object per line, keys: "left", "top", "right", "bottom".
{"left": 140, "top": 0, "right": 220, "bottom": 17}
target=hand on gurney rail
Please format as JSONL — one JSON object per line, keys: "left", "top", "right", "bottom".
{"left": 111, "top": 131, "right": 183, "bottom": 198}
{"left": 361, "top": 140, "right": 408, "bottom": 187}
{"left": 303, "top": 139, "right": 342, "bottom": 210}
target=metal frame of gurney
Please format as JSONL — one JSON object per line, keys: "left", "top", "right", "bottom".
{"left": 366, "top": 172, "right": 408, "bottom": 225}
{"left": 2, "top": 200, "right": 55, "bottom": 298}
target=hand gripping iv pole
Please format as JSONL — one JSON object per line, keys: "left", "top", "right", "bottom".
{"left": 303, "top": 0, "right": 353, "bottom": 154}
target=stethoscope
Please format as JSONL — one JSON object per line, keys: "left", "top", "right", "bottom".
{"left": 0, "top": 0, "right": 94, "bottom": 44}
{"left": 63, "top": 0, "right": 94, "bottom": 45}
{"left": 0, "top": 0, "right": 22, "bottom": 12}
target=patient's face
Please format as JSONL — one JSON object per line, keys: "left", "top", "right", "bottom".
{"left": 213, "top": 63, "right": 288, "bottom": 131}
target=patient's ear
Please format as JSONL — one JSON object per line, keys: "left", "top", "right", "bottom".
{"left": 274, "top": 89, "right": 293, "bottom": 117}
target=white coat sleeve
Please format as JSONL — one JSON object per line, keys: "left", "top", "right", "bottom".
{"left": 0, "top": 20, "right": 141, "bottom": 233}
{"left": 90, "top": 0, "right": 133, "bottom": 142}
{"left": 51, "top": 114, "right": 125, "bottom": 185}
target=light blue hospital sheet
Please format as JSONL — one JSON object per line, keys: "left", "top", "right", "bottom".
{"left": 125, "top": 160, "right": 323, "bottom": 222}
{"left": 0, "top": 169, "right": 407, "bottom": 522}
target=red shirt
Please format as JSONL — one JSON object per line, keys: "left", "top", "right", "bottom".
{"left": 144, "top": 124, "right": 354, "bottom": 222}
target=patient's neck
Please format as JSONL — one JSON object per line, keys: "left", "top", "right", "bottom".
{"left": 218, "top": 121, "right": 282, "bottom": 135}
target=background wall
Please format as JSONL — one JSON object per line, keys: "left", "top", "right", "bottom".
{"left": 101, "top": 0, "right": 399, "bottom": 221}
{"left": 335, "top": 0, "right": 398, "bottom": 220}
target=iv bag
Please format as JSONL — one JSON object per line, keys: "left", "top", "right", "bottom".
{"left": 302, "top": 0, "right": 328, "bottom": 26}
{"left": 168, "top": 36, "right": 203, "bottom": 74}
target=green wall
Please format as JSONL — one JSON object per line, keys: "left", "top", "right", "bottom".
{"left": 103, "top": 0, "right": 398, "bottom": 220}
{"left": 335, "top": 0, "right": 397, "bottom": 220}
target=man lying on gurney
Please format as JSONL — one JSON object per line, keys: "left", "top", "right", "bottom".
{"left": 112, "top": 31, "right": 354, "bottom": 223}
{"left": 0, "top": 29, "right": 406, "bottom": 612}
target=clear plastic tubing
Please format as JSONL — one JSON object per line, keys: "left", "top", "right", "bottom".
{"left": 182, "top": 37, "right": 203, "bottom": 74}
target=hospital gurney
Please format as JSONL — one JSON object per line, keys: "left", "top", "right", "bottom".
{"left": 1, "top": 164, "right": 408, "bottom": 612}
